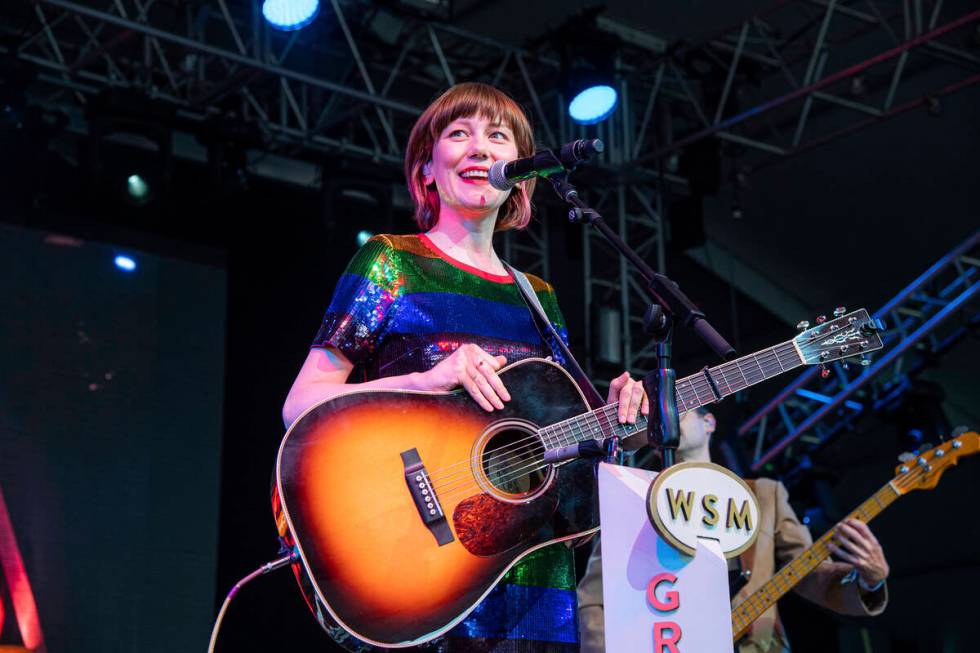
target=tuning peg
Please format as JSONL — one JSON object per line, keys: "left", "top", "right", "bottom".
{"left": 898, "top": 452, "right": 915, "bottom": 463}
{"left": 833, "top": 306, "right": 847, "bottom": 317}
{"left": 840, "top": 361, "right": 849, "bottom": 371}
{"left": 796, "top": 320, "right": 810, "bottom": 331}
{"left": 860, "top": 355, "right": 871, "bottom": 367}
{"left": 861, "top": 317, "right": 886, "bottom": 334}
{"left": 816, "top": 315, "right": 827, "bottom": 324}
{"left": 820, "top": 364, "right": 830, "bottom": 379}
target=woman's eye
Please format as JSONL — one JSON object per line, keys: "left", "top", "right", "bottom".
{"left": 448, "top": 129, "right": 466, "bottom": 138}
{"left": 490, "top": 130, "right": 508, "bottom": 140}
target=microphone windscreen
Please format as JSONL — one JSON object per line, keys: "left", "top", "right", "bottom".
{"left": 488, "top": 159, "right": 514, "bottom": 191}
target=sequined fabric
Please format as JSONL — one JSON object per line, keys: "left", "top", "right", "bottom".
{"left": 313, "top": 234, "right": 569, "bottom": 380}
{"left": 312, "top": 233, "right": 577, "bottom": 652}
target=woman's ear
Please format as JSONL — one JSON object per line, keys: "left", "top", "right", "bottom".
{"left": 422, "top": 162, "right": 433, "bottom": 185}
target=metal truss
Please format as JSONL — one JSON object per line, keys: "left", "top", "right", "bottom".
{"left": 5, "top": 0, "right": 979, "bottom": 378}
{"left": 627, "top": 0, "right": 980, "bottom": 172}
{"left": 9, "top": 0, "right": 980, "bottom": 184}
{"left": 736, "top": 230, "right": 979, "bottom": 478}
{"left": 580, "top": 182, "right": 667, "bottom": 385}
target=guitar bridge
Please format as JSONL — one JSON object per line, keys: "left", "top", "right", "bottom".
{"left": 401, "top": 448, "right": 455, "bottom": 546}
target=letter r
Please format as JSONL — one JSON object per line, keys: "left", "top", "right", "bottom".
{"left": 654, "top": 621, "right": 682, "bottom": 652}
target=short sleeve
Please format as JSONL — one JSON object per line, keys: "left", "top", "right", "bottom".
{"left": 311, "top": 236, "right": 403, "bottom": 366}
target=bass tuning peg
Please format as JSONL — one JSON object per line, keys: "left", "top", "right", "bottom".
{"left": 833, "top": 306, "right": 847, "bottom": 317}
{"left": 796, "top": 320, "right": 810, "bottom": 331}
{"left": 816, "top": 315, "right": 827, "bottom": 324}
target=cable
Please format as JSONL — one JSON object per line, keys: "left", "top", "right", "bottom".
{"left": 207, "top": 551, "right": 297, "bottom": 653}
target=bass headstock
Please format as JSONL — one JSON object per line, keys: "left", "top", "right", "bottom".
{"left": 892, "top": 432, "right": 980, "bottom": 494}
{"left": 794, "top": 307, "right": 885, "bottom": 367}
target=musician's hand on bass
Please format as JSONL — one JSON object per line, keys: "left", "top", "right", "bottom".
{"left": 607, "top": 371, "right": 649, "bottom": 424}
{"left": 829, "top": 518, "right": 890, "bottom": 588}
{"left": 416, "top": 344, "right": 509, "bottom": 412}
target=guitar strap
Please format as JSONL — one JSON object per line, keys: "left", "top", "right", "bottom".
{"left": 505, "top": 263, "right": 605, "bottom": 410}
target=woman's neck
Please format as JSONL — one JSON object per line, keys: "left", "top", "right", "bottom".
{"left": 425, "top": 211, "right": 501, "bottom": 271}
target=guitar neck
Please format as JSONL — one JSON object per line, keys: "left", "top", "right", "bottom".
{"left": 541, "top": 340, "right": 803, "bottom": 449}
{"left": 731, "top": 482, "right": 901, "bottom": 640}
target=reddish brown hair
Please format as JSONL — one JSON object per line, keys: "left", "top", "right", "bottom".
{"left": 404, "top": 83, "right": 536, "bottom": 232}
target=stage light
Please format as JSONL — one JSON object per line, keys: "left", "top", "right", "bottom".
{"left": 262, "top": 0, "right": 320, "bottom": 31}
{"left": 114, "top": 255, "right": 137, "bottom": 272}
{"left": 559, "top": 23, "right": 620, "bottom": 126}
{"left": 126, "top": 174, "right": 150, "bottom": 202}
{"left": 568, "top": 85, "right": 618, "bottom": 125}
{"left": 356, "top": 230, "right": 374, "bottom": 247}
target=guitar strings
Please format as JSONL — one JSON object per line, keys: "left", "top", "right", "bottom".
{"left": 426, "top": 348, "right": 803, "bottom": 499}
{"left": 431, "top": 355, "right": 801, "bottom": 502}
{"left": 430, "top": 350, "right": 805, "bottom": 501}
{"left": 734, "top": 470, "right": 920, "bottom": 623}
{"left": 425, "top": 342, "right": 799, "bottom": 486}
{"left": 429, "top": 337, "right": 816, "bottom": 492}
{"left": 426, "top": 344, "right": 799, "bottom": 488}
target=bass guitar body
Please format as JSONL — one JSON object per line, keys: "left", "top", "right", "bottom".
{"left": 273, "top": 358, "right": 600, "bottom": 651}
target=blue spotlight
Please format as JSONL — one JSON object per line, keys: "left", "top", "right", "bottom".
{"left": 568, "top": 85, "right": 618, "bottom": 125}
{"left": 114, "top": 255, "right": 137, "bottom": 272}
{"left": 262, "top": 0, "right": 320, "bottom": 31}
{"left": 126, "top": 174, "right": 151, "bottom": 202}
{"left": 356, "top": 230, "right": 374, "bottom": 247}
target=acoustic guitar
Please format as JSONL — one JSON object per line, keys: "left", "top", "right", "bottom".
{"left": 731, "top": 431, "right": 979, "bottom": 642}
{"left": 273, "top": 309, "right": 884, "bottom": 651}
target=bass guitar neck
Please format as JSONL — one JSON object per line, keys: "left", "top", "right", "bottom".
{"left": 731, "top": 431, "right": 979, "bottom": 641}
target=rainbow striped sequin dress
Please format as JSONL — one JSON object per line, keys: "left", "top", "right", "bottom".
{"left": 311, "top": 234, "right": 579, "bottom": 652}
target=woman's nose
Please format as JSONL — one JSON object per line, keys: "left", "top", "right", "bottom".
{"left": 467, "top": 137, "right": 490, "bottom": 159}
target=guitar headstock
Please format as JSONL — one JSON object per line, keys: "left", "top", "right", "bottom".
{"left": 892, "top": 432, "right": 980, "bottom": 494}
{"left": 794, "top": 308, "right": 885, "bottom": 366}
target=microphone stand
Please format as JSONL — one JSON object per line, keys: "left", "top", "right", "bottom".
{"left": 544, "top": 163, "right": 735, "bottom": 469}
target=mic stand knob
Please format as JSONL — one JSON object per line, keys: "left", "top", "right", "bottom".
{"left": 603, "top": 435, "right": 622, "bottom": 464}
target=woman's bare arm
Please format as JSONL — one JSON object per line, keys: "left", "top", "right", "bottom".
{"left": 282, "top": 344, "right": 511, "bottom": 428}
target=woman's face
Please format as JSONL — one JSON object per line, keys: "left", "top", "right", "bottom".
{"left": 424, "top": 114, "right": 520, "bottom": 223}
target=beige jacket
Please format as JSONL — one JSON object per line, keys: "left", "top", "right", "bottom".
{"left": 577, "top": 478, "right": 887, "bottom": 653}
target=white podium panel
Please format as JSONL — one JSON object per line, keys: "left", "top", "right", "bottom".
{"left": 598, "top": 463, "right": 735, "bottom": 653}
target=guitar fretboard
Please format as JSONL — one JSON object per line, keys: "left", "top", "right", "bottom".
{"left": 537, "top": 340, "right": 802, "bottom": 452}
{"left": 731, "top": 483, "right": 900, "bottom": 639}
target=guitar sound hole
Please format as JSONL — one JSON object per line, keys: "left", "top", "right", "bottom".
{"left": 481, "top": 429, "right": 548, "bottom": 497}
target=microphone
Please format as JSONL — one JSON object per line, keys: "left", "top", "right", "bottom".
{"left": 488, "top": 139, "right": 604, "bottom": 191}
{"left": 542, "top": 439, "right": 606, "bottom": 465}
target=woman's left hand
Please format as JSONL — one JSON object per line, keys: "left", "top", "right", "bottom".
{"left": 607, "top": 371, "right": 649, "bottom": 424}
{"left": 828, "top": 518, "right": 890, "bottom": 588}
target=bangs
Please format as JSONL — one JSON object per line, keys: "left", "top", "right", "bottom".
{"left": 425, "top": 85, "right": 531, "bottom": 147}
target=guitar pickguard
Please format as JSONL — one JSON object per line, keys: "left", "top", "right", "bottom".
{"left": 453, "top": 488, "right": 559, "bottom": 556}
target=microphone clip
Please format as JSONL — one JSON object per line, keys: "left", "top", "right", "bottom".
{"left": 568, "top": 207, "right": 601, "bottom": 225}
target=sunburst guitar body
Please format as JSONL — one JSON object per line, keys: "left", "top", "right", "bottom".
{"left": 273, "top": 359, "right": 599, "bottom": 651}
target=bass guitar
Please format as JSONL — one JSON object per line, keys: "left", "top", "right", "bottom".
{"left": 273, "top": 309, "right": 884, "bottom": 651}
{"left": 731, "top": 431, "right": 980, "bottom": 641}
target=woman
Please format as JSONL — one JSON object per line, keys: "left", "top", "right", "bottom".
{"left": 284, "top": 82, "right": 647, "bottom": 652}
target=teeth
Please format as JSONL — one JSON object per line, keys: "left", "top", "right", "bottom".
{"left": 460, "top": 170, "right": 488, "bottom": 179}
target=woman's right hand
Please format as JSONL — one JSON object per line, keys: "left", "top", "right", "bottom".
{"left": 416, "top": 343, "right": 510, "bottom": 412}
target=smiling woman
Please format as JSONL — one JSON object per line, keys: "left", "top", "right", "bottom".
{"left": 281, "top": 82, "right": 648, "bottom": 652}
